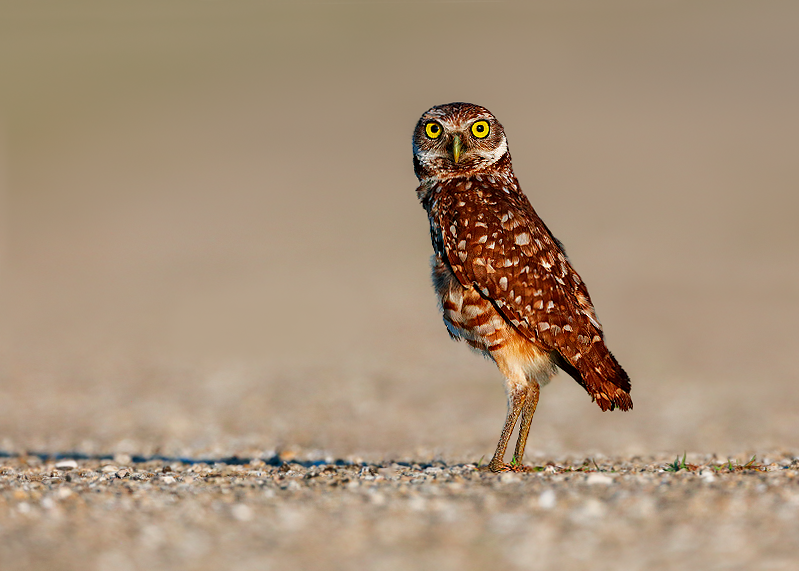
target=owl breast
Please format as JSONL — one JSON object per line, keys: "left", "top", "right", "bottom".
{"left": 431, "top": 255, "right": 556, "bottom": 386}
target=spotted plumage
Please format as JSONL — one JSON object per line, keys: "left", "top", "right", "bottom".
{"left": 413, "top": 102, "right": 632, "bottom": 472}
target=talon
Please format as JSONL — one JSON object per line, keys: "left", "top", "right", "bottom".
{"left": 511, "top": 464, "right": 533, "bottom": 473}
{"left": 487, "top": 459, "right": 511, "bottom": 473}
{"left": 487, "top": 460, "right": 532, "bottom": 473}
{"left": 487, "top": 459, "right": 532, "bottom": 473}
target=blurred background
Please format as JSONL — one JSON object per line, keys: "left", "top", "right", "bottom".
{"left": 0, "top": 0, "right": 797, "bottom": 460}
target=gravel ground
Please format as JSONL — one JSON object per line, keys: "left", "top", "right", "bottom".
{"left": 3, "top": 451, "right": 799, "bottom": 571}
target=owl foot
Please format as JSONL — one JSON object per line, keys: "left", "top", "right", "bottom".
{"left": 487, "top": 459, "right": 531, "bottom": 473}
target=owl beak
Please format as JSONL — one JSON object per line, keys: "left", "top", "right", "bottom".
{"left": 451, "top": 134, "right": 463, "bottom": 163}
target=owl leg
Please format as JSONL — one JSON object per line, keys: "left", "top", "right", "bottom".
{"left": 511, "top": 382, "right": 540, "bottom": 468}
{"left": 487, "top": 383, "right": 527, "bottom": 473}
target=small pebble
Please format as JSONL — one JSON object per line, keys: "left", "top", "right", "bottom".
{"left": 538, "top": 489, "right": 556, "bottom": 509}
{"left": 586, "top": 473, "right": 614, "bottom": 486}
{"left": 701, "top": 471, "right": 716, "bottom": 483}
{"left": 231, "top": 504, "right": 254, "bottom": 522}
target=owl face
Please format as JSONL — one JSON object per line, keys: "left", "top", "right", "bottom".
{"left": 413, "top": 102, "right": 509, "bottom": 181}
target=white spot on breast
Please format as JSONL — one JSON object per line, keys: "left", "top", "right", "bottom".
{"left": 541, "top": 260, "right": 552, "bottom": 270}
{"left": 504, "top": 259, "right": 513, "bottom": 267}
{"left": 563, "top": 324, "right": 573, "bottom": 332}
{"left": 464, "top": 181, "right": 472, "bottom": 190}
{"left": 538, "top": 322, "right": 550, "bottom": 332}
{"left": 515, "top": 232, "right": 530, "bottom": 246}
{"left": 498, "top": 276, "right": 508, "bottom": 291}
{"left": 534, "top": 300, "right": 543, "bottom": 310}
{"left": 457, "top": 240, "right": 466, "bottom": 250}
{"left": 546, "top": 301, "right": 555, "bottom": 312}
{"left": 592, "top": 335, "right": 602, "bottom": 343}
{"left": 450, "top": 225, "right": 457, "bottom": 235}
{"left": 458, "top": 251, "right": 467, "bottom": 262}
{"left": 477, "top": 235, "right": 487, "bottom": 244}
{"left": 514, "top": 295, "right": 522, "bottom": 304}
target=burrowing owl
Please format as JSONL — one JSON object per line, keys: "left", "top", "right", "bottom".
{"left": 413, "top": 102, "right": 632, "bottom": 472}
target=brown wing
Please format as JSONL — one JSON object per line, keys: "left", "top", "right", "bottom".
{"left": 434, "top": 179, "right": 632, "bottom": 411}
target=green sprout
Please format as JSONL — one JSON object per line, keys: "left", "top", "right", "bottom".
{"left": 665, "top": 452, "right": 688, "bottom": 472}
{"left": 743, "top": 455, "right": 758, "bottom": 469}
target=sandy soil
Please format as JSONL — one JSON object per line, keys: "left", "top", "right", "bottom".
{"left": 3, "top": 452, "right": 799, "bottom": 570}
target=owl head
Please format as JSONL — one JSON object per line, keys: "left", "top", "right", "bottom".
{"left": 412, "top": 102, "right": 510, "bottom": 182}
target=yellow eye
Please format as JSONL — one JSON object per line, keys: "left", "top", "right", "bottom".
{"left": 425, "top": 121, "right": 443, "bottom": 139}
{"left": 471, "top": 120, "right": 490, "bottom": 139}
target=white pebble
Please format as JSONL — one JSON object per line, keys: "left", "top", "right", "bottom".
{"left": 500, "top": 473, "right": 520, "bottom": 484}
{"left": 586, "top": 473, "right": 614, "bottom": 486}
{"left": 538, "top": 489, "right": 556, "bottom": 509}
{"left": 231, "top": 503, "right": 253, "bottom": 522}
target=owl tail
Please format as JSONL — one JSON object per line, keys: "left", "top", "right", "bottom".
{"left": 553, "top": 347, "right": 633, "bottom": 412}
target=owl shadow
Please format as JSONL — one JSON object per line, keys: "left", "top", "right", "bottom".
{"left": 0, "top": 449, "right": 406, "bottom": 469}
